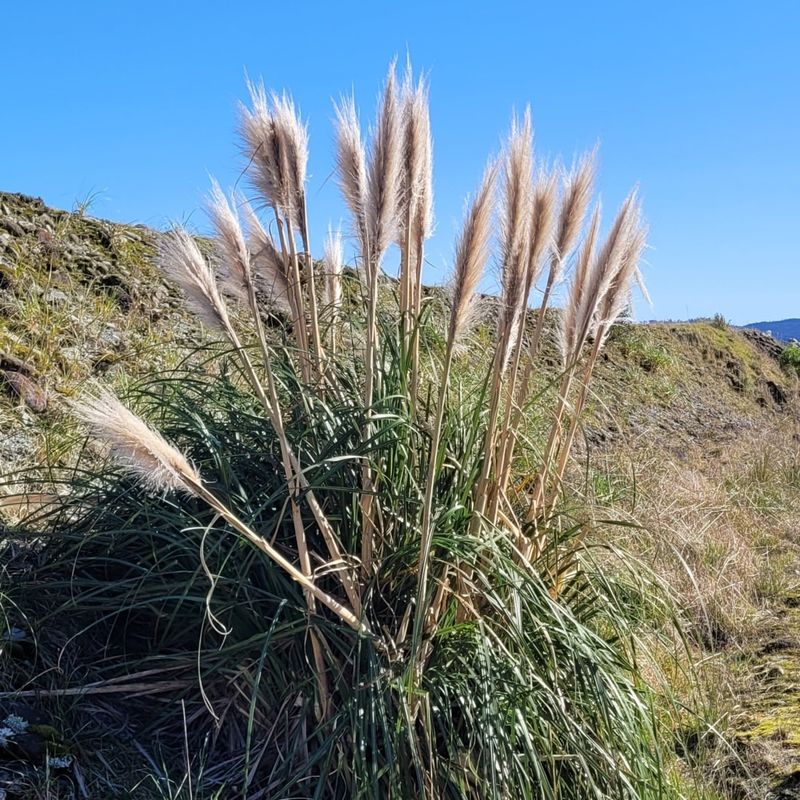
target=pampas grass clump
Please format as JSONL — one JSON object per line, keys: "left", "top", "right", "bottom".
{"left": 10, "top": 63, "right": 690, "bottom": 800}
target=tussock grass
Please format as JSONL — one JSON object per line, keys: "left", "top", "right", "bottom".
{"left": 0, "top": 63, "right": 703, "bottom": 798}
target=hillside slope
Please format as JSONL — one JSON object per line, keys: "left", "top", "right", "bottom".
{"left": 1, "top": 191, "right": 800, "bottom": 797}
{"left": 0, "top": 192, "right": 195, "bottom": 478}
{"left": 1, "top": 190, "right": 795, "bottom": 476}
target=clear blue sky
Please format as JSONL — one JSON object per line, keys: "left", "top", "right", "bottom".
{"left": 2, "top": 1, "right": 798, "bottom": 324}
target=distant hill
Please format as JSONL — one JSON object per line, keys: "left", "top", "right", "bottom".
{"left": 745, "top": 319, "right": 800, "bottom": 342}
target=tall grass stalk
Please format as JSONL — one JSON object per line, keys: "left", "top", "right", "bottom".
{"left": 468, "top": 110, "right": 533, "bottom": 536}
{"left": 490, "top": 166, "right": 559, "bottom": 518}
{"left": 524, "top": 192, "right": 645, "bottom": 559}
{"left": 411, "top": 160, "right": 496, "bottom": 670}
{"left": 495, "top": 155, "right": 594, "bottom": 503}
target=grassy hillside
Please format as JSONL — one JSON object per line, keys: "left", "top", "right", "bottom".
{"left": 0, "top": 191, "right": 793, "bottom": 479}
{"left": 1, "top": 191, "right": 799, "bottom": 798}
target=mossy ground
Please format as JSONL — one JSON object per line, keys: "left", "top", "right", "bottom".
{"left": 729, "top": 591, "right": 800, "bottom": 794}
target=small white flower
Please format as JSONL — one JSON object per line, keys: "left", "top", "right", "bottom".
{"left": 48, "top": 755, "right": 74, "bottom": 769}
{"left": 3, "top": 714, "right": 28, "bottom": 733}
{"left": 0, "top": 726, "right": 15, "bottom": 747}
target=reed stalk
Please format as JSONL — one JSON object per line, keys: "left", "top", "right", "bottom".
{"left": 523, "top": 192, "right": 645, "bottom": 560}
{"left": 411, "top": 161, "right": 495, "bottom": 667}
{"left": 396, "top": 67, "right": 433, "bottom": 403}
{"left": 489, "top": 169, "right": 558, "bottom": 519}
{"left": 73, "top": 388, "right": 367, "bottom": 635}
{"left": 356, "top": 65, "right": 403, "bottom": 577}
{"left": 297, "top": 198, "right": 325, "bottom": 381}
{"left": 271, "top": 205, "right": 311, "bottom": 383}
{"left": 187, "top": 479, "right": 367, "bottom": 634}
{"left": 468, "top": 111, "right": 532, "bottom": 537}
{"left": 495, "top": 157, "right": 594, "bottom": 508}
{"left": 323, "top": 229, "right": 343, "bottom": 354}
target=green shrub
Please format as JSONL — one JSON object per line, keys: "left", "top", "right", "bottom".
{"left": 612, "top": 323, "right": 673, "bottom": 373}
{"left": 711, "top": 313, "right": 728, "bottom": 330}
{"left": 779, "top": 342, "right": 800, "bottom": 376}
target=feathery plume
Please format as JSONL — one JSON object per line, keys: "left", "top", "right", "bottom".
{"left": 270, "top": 90, "right": 309, "bottom": 229}
{"left": 334, "top": 96, "right": 368, "bottom": 252}
{"left": 448, "top": 161, "right": 497, "bottom": 349}
{"left": 635, "top": 265, "right": 652, "bottom": 307}
{"left": 573, "top": 190, "right": 641, "bottom": 351}
{"left": 366, "top": 62, "right": 402, "bottom": 263}
{"left": 397, "top": 67, "right": 434, "bottom": 247}
{"left": 500, "top": 108, "right": 534, "bottom": 284}
{"left": 241, "top": 201, "right": 292, "bottom": 314}
{"left": 526, "top": 168, "right": 559, "bottom": 288}
{"left": 240, "top": 82, "right": 287, "bottom": 213}
{"left": 158, "top": 228, "right": 233, "bottom": 332}
{"left": 207, "top": 180, "right": 251, "bottom": 303}
{"left": 74, "top": 386, "right": 200, "bottom": 492}
{"left": 552, "top": 150, "right": 596, "bottom": 277}
{"left": 240, "top": 82, "right": 308, "bottom": 226}
{"left": 323, "top": 227, "right": 343, "bottom": 310}
{"left": 560, "top": 204, "right": 601, "bottom": 362}
{"left": 594, "top": 204, "right": 648, "bottom": 337}
{"left": 498, "top": 109, "right": 534, "bottom": 368}
{"left": 410, "top": 79, "right": 433, "bottom": 248}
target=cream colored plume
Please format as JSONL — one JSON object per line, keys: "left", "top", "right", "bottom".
{"left": 323, "top": 227, "right": 343, "bottom": 310}
{"left": 526, "top": 168, "right": 559, "bottom": 288}
{"left": 551, "top": 150, "right": 596, "bottom": 280}
{"left": 158, "top": 228, "right": 233, "bottom": 332}
{"left": 365, "top": 62, "right": 403, "bottom": 263}
{"left": 572, "top": 190, "right": 642, "bottom": 354}
{"left": 498, "top": 109, "right": 534, "bottom": 368}
{"left": 270, "top": 90, "right": 309, "bottom": 229}
{"left": 73, "top": 386, "right": 200, "bottom": 492}
{"left": 240, "top": 81, "right": 308, "bottom": 227}
{"left": 560, "top": 204, "right": 601, "bottom": 362}
{"left": 241, "top": 200, "right": 292, "bottom": 313}
{"left": 398, "top": 65, "right": 434, "bottom": 246}
{"left": 206, "top": 180, "right": 251, "bottom": 303}
{"left": 593, "top": 203, "right": 648, "bottom": 338}
{"left": 333, "top": 95, "right": 369, "bottom": 253}
{"left": 448, "top": 161, "right": 497, "bottom": 350}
